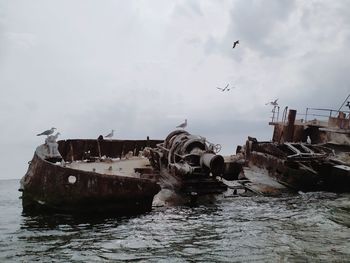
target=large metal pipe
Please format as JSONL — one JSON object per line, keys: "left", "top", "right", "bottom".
{"left": 285, "top": 109, "right": 296, "bottom": 142}
{"left": 200, "top": 153, "right": 224, "bottom": 175}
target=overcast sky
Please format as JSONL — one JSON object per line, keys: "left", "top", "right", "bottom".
{"left": 1, "top": 0, "right": 349, "bottom": 179}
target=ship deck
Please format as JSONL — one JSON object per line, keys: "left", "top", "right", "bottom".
{"left": 63, "top": 157, "right": 151, "bottom": 177}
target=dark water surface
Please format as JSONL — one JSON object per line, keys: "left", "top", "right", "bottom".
{"left": 0, "top": 179, "right": 349, "bottom": 262}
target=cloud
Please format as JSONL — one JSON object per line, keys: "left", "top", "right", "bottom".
{"left": 0, "top": 0, "right": 350, "bottom": 179}
{"left": 224, "top": 0, "right": 296, "bottom": 57}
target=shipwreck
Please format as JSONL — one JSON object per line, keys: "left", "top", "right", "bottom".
{"left": 20, "top": 96, "right": 350, "bottom": 215}
{"left": 20, "top": 135, "right": 163, "bottom": 215}
{"left": 242, "top": 103, "right": 350, "bottom": 193}
{"left": 20, "top": 129, "right": 243, "bottom": 214}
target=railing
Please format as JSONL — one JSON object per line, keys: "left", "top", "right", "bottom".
{"left": 270, "top": 106, "right": 289, "bottom": 124}
{"left": 270, "top": 105, "right": 280, "bottom": 123}
{"left": 304, "top": 108, "right": 350, "bottom": 122}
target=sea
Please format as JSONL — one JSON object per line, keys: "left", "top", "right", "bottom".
{"left": 0, "top": 179, "right": 349, "bottom": 262}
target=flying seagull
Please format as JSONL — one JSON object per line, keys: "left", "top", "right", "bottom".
{"left": 176, "top": 119, "right": 187, "bottom": 129}
{"left": 217, "top": 83, "right": 230, "bottom": 92}
{"left": 37, "top": 127, "right": 56, "bottom": 136}
{"left": 232, "top": 40, "right": 239, "bottom": 49}
{"left": 265, "top": 98, "right": 279, "bottom": 106}
{"left": 104, "top": 129, "right": 114, "bottom": 139}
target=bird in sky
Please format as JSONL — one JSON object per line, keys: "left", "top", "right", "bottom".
{"left": 176, "top": 119, "right": 187, "bottom": 129}
{"left": 346, "top": 101, "right": 350, "bottom": 109}
{"left": 37, "top": 127, "right": 56, "bottom": 136}
{"left": 217, "top": 83, "right": 230, "bottom": 92}
{"left": 265, "top": 98, "right": 279, "bottom": 106}
{"left": 232, "top": 40, "right": 239, "bottom": 49}
{"left": 104, "top": 129, "right": 114, "bottom": 139}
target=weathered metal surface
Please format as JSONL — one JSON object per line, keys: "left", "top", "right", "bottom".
{"left": 58, "top": 138, "right": 162, "bottom": 161}
{"left": 271, "top": 108, "right": 350, "bottom": 144}
{"left": 244, "top": 136, "right": 350, "bottom": 192}
{"left": 243, "top": 167, "right": 289, "bottom": 196}
{"left": 147, "top": 130, "right": 236, "bottom": 196}
{"left": 21, "top": 138, "right": 162, "bottom": 215}
{"left": 285, "top": 109, "right": 296, "bottom": 142}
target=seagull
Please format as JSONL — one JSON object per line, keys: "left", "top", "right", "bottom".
{"left": 104, "top": 129, "right": 114, "bottom": 139}
{"left": 46, "top": 132, "right": 61, "bottom": 143}
{"left": 53, "top": 132, "right": 60, "bottom": 140}
{"left": 232, "top": 40, "right": 239, "bottom": 49}
{"left": 306, "top": 136, "right": 312, "bottom": 144}
{"left": 217, "top": 83, "right": 230, "bottom": 92}
{"left": 37, "top": 127, "right": 56, "bottom": 136}
{"left": 176, "top": 119, "right": 187, "bottom": 129}
{"left": 265, "top": 98, "right": 279, "bottom": 106}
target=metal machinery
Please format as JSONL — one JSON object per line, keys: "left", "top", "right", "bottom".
{"left": 147, "top": 130, "right": 228, "bottom": 196}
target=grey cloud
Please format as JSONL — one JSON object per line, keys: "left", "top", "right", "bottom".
{"left": 172, "top": 0, "right": 203, "bottom": 18}
{"left": 1, "top": 1, "right": 350, "bottom": 179}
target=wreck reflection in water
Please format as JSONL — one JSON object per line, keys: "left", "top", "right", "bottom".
{"left": 1, "top": 180, "right": 349, "bottom": 262}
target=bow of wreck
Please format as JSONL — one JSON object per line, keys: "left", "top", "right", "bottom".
{"left": 20, "top": 137, "right": 162, "bottom": 215}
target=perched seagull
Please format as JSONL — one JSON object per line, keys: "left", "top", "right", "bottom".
{"left": 232, "top": 40, "right": 239, "bottom": 49}
{"left": 104, "top": 129, "right": 114, "bottom": 139}
{"left": 37, "top": 127, "right": 56, "bottom": 136}
{"left": 176, "top": 119, "right": 187, "bottom": 129}
{"left": 53, "top": 132, "right": 61, "bottom": 140}
{"left": 265, "top": 98, "right": 279, "bottom": 106}
{"left": 306, "top": 136, "right": 312, "bottom": 144}
{"left": 46, "top": 132, "right": 61, "bottom": 143}
{"left": 217, "top": 83, "right": 230, "bottom": 92}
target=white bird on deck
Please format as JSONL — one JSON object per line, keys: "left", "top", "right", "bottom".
{"left": 104, "top": 129, "right": 114, "bottom": 139}
{"left": 306, "top": 136, "right": 312, "bottom": 144}
{"left": 265, "top": 98, "right": 279, "bottom": 106}
{"left": 176, "top": 119, "right": 187, "bottom": 129}
{"left": 37, "top": 127, "right": 56, "bottom": 136}
{"left": 52, "top": 132, "right": 60, "bottom": 140}
{"left": 46, "top": 132, "right": 61, "bottom": 143}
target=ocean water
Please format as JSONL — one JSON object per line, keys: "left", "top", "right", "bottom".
{"left": 0, "top": 179, "right": 349, "bottom": 262}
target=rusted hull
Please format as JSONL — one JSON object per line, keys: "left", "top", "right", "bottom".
{"left": 246, "top": 142, "right": 350, "bottom": 192}
{"left": 248, "top": 152, "right": 321, "bottom": 191}
{"left": 21, "top": 140, "right": 161, "bottom": 215}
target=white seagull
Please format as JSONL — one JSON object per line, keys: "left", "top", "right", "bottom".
{"left": 265, "top": 98, "right": 279, "bottom": 106}
{"left": 37, "top": 127, "right": 56, "bottom": 136}
{"left": 52, "top": 132, "right": 61, "bottom": 140}
{"left": 104, "top": 129, "right": 114, "bottom": 139}
{"left": 176, "top": 119, "right": 187, "bottom": 129}
{"left": 46, "top": 132, "right": 61, "bottom": 143}
{"left": 306, "top": 136, "right": 312, "bottom": 144}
